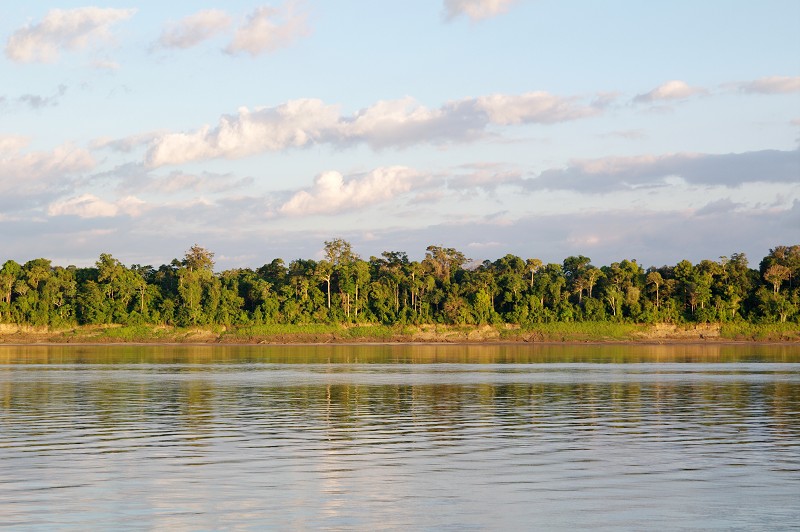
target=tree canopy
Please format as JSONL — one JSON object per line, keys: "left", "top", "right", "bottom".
{"left": 1, "top": 243, "right": 798, "bottom": 327}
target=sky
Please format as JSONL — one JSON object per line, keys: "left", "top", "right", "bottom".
{"left": 1, "top": 0, "right": 799, "bottom": 271}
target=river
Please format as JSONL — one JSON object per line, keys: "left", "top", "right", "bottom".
{"left": 1, "top": 344, "right": 798, "bottom": 530}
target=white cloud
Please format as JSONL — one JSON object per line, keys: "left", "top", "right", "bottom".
{"left": 5, "top": 7, "right": 136, "bottom": 63}
{"left": 144, "top": 91, "right": 600, "bottom": 166}
{"left": 91, "top": 131, "right": 164, "bottom": 153}
{"left": 115, "top": 169, "right": 254, "bottom": 196}
{"left": 339, "top": 97, "right": 487, "bottom": 148}
{"left": 0, "top": 138, "right": 95, "bottom": 200}
{"left": 0, "top": 135, "right": 30, "bottom": 154}
{"left": 225, "top": 3, "right": 309, "bottom": 56}
{"left": 5, "top": 199, "right": 796, "bottom": 270}
{"left": 735, "top": 76, "right": 800, "bottom": 94}
{"left": 633, "top": 80, "right": 707, "bottom": 104}
{"left": 47, "top": 194, "right": 144, "bottom": 218}
{"left": 280, "top": 166, "right": 419, "bottom": 215}
{"left": 444, "top": 0, "right": 518, "bottom": 21}
{"left": 475, "top": 92, "right": 599, "bottom": 124}
{"left": 157, "top": 9, "right": 232, "bottom": 49}
{"left": 145, "top": 99, "right": 340, "bottom": 166}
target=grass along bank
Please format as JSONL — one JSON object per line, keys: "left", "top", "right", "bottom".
{"left": 0, "top": 322, "right": 798, "bottom": 344}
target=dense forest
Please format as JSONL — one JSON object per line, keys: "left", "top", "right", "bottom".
{"left": 1, "top": 241, "right": 798, "bottom": 328}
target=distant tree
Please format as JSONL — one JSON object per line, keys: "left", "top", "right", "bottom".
{"left": 316, "top": 260, "right": 333, "bottom": 310}
{"left": 646, "top": 271, "right": 663, "bottom": 309}
{"left": 183, "top": 244, "right": 215, "bottom": 272}
{"left": 424, "top": 246, "right": 467, "bottom": 283}
{"left": 764, "top": 264, "right": 791, "bottom": 294}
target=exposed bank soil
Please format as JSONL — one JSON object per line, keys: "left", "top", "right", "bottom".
{"left": 631, "top": 323, "right": 722, "bottom": 341}
{"left": 1, "top": 322, "right": 798, "bottom": 345}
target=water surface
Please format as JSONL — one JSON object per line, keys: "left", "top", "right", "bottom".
{"left": 1, "top": 344, "right": 798, "bottom": 530}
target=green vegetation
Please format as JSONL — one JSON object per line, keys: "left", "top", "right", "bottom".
{"left": 1, "top": 241, "right": 799, "bottom": 342}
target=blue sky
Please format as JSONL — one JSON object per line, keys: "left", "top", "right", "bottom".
{"left": 1, "top": 0, "right": 799, "bottom": 270}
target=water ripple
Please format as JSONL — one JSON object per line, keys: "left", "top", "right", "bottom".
{"left": 1, "top": 347, "right": 799, "bottom": 530}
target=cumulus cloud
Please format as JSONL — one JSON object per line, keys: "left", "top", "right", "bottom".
{"left": 145, "top": 99, "right": 340, "bottom": 166}
{"left": 280, "top": 166, "right": 419, "bottom": 215}
{"left": 5, "top": 7, "right": 136, "bottom": 63}
{"left": 734, "top": 76, "right": 800, "bottom": 94}
{"left": 144, "top": 91, "right": 600, "bottom": 166}
{"left": 225, "top": 3, "right": 309, "bottom": 56}
{"left": 444, "top": 0, "right": 518, "bottom": 21}
{"left": 157, "top": 9, "right": 232, "bottom": 49}
{"left": 528, "top": 148, "right": 800, "bottom": 192}
{"left": 47, "top": 194, "right": 144, "bottom": 218}
{"left": 633, "top": 80, "right": 707, "bottom": 104}
{"left": 338, "top": 97, "right": 486, "bottom": 148}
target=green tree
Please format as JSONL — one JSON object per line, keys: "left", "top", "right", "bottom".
{"left": 764, "top": 264, "right": 791, "bottom": 294}
{"left": 646, "top": 270, "right": 663, "bottom": 309}
{"left": 0, "top": 260, "right": 22, "bottom": 321}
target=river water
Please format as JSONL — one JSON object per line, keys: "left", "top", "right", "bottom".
{"left": 1, "top": 344, "right": 799, "bottom": 530}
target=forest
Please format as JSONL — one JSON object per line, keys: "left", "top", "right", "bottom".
{"left": 0, "top": 241, "right": 798, "bottom": 328}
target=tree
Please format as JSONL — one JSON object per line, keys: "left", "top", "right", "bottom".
{"left": 322, "top": 239, "right": 359, "bottom": 319}
{"left": 424, "top": 246, "right": 467, "bottom": 283}
{"left": 583, "top": 267, "right": 602, "bottom": 299}
{"left": 0, "top": 260, "right": 21, "bottom": 321}
{"left": 377, "top": 251, "right": 408, "bottom": 316}
{"left": 44, "top": 267, "right": 77, "bottom": 323}
{"left": 1, "top": 241, "right": 797, "bottom": 329}
{"left": 316, "top": 260, "right": 333, "bottom": 310}
{"left": 716, "top": 253, "right": 752, "bottom": 321}
{"left": 760, "top": 245, "right": 800, "bottom": 290}
{"left": 131, "top": 264, "right": 156, "bottom": 317}
{"left": 323, "top": 238, "right": 355, "bottom": 266}
{"left": 563, "top": 255, "right": 591, "bottom": 282}
{"left": 603, "top": 284, "right": 623, "bottom": 319}
{"left": 96, "top": 254, "right": 139, "bottom": 322}
{"left": 184, "top": 244, "right": 215, "bottom": 273}
{"left": 526, "top": 258, "right": 543, "bottom": 289}
{"left": 758, "top": 288, "right": 796, "bottom": 323}
{"left": 176, "top": 246, "right": 217, "bottom": 325}
{"left": 353, "top": 259, "right": 371, "bottom": 320}
{"left": 764, "top": 264, "right": 791, "bottom": 294}
{"left": 492, "top": 255, "right": 526, "bottom": 321}
{"left": 646, "top": 271, "right": 663, "bottom": 309}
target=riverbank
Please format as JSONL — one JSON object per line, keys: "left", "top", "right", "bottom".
{"left": 1, "top": 322, "right": 798, "bottom": 345}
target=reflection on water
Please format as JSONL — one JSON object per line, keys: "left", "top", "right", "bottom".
{"left": 1, "top": 345, "right": 799, "bottom": 530}
{"left": 2, "top": 342, "right": 800, "bottom": 365}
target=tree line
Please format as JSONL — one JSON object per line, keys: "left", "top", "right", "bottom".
{"left": 1, "top": 241, "right": 798, "bottom": 328}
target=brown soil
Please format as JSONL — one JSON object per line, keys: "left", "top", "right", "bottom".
{"left": 0, "top": 322, "right": 796, "bottom": 345}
